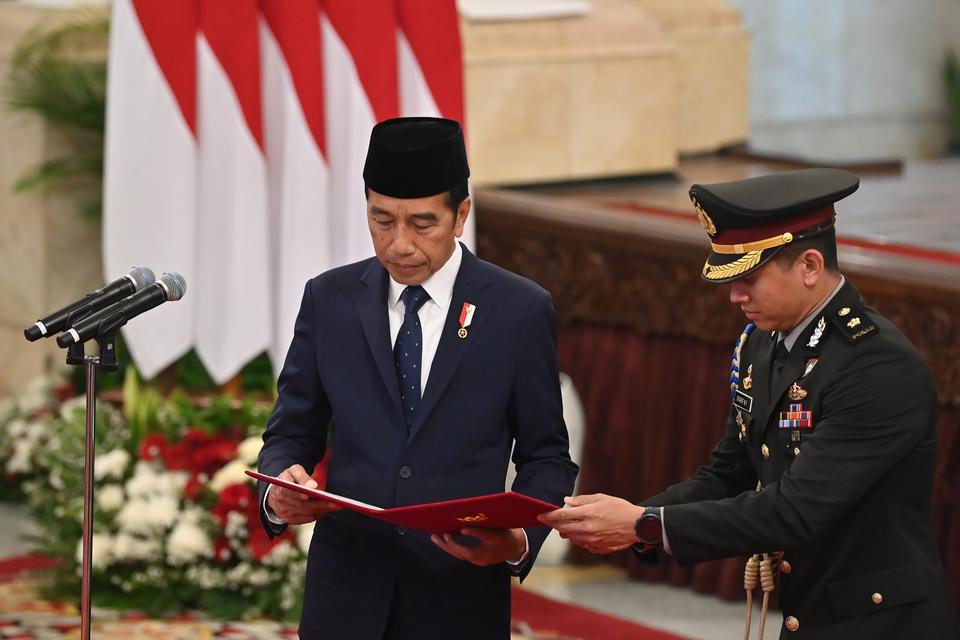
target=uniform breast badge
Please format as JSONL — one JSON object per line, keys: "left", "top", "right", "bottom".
{"left": 457, "top": 302, "right": 476, "bottom": 339}
{"left": 743, "top": 364, "right": 753, "bottom": 390}
{"left": 787, "top": 382, "right": 807, "bottom": 401}
{"left": 806, "top": 316, "right": 826, "bottom": 348}
{"left": 737, "top": 410, "right": 748, "bottom": 443}
{"left": 779, "top": 403, "right": 812, "bottom": 457}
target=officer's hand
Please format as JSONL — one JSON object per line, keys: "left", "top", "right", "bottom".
{"left": 265, "top": 464, "right": 342, "bottom": 526}
{"left": 537, "top": 494, "right": 642, "bottom": 554}
{"left": 430, "top": 527, "right": 527, "bottom": 566}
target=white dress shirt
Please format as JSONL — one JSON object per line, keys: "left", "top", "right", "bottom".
{"left": 386, "top": 240, "right": 462, "bottom": 394}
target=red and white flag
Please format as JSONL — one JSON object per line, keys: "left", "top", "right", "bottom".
{"left": 396, "top": 0, "right": 474, "bottom": 246}
{"left": 260, "top": 0, "right": 331, "bottom": 369}
{"left": 104, "top": 0, "right": 467, "bottom": 381}
{"left": 194, "top": 0, "right": 272, "bottom": 383}
{"left": 103, "top": 0, "right": 197, "bottom": 379}
{"left": 323, "top": 0, "right": 399, "bottom": 269}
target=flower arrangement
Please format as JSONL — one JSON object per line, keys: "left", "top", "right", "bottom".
{"left": 0, "top": 371, "right": 314, "bottom": 621}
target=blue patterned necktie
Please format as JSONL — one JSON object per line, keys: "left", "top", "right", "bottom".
{"left": 395, "top": 285, "right": 430, "bottom": 426}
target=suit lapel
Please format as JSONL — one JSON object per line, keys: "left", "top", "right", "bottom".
{"left": 354, "top": 260, "right": 403, "bottom": 417}
{"left": 407, "top": 246, "right": 492, "bottom": 443}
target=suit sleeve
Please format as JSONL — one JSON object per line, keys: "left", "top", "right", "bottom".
{"left": 257, "top": 281, "right": 332, "bottom": 536}
{"left": 663, "top": 346, "right": 935, "bottom": 565}
{"left": 507, "top": 290, "right": 579, "bottom": 580}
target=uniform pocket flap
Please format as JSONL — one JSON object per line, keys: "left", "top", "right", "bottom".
{"left": 827, "top": 565, "right": 933, "bottom": 619}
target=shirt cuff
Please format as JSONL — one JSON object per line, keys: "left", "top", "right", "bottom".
{"left": 506, "top": 529, "right": 530, "bottom": 566}
{"left": 263, "top": 484, "right": 286, "bottom": 525}
{"left": 661, "top": 507, "right": 671, "bottom": 555}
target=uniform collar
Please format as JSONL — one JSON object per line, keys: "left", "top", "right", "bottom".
{"left": 387, "top": 240, "right": 463, "bottom": 310}
{"left": 780, "top": 275, "right": 845, "bottom": 351}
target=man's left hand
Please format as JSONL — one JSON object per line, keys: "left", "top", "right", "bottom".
{"left": 537, "top": 494, "right": 644, "bottom": 554}
{"left": 431, "top": 527, "right": 526, "bottom": 566}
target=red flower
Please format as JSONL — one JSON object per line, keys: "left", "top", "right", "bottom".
{"left": 139, "top": 434, "right": 168, "bottom": 462}
{"left": 213, "top": 483, "right": 253, "bottom": 526}
{"left": 213, "top": 536, "right": 232, "bottom": 564}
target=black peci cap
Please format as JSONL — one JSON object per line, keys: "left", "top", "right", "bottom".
{"left": 690, "top": 168, "right": 860, "bottom": 283}
{"left": 363, "top": 117, "right": 470, "bottom": 199}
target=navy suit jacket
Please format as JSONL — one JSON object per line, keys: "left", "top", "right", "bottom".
{"left": 257, "top": 244, "right": 578, "bottom": 639}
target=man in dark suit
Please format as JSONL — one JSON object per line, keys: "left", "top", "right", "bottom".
{"left": 540, "top": 169, "right": 958, "bottom": 639}
{"left": 257, "top": 117, "right": 578, "bottom": 639}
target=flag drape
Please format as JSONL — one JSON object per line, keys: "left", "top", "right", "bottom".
{"left": 104, "top": 0, "right": 468, "bottom": 382}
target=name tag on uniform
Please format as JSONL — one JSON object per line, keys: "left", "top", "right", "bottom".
{"left": 733, "top": 390, "right": 753, "bottom": 414}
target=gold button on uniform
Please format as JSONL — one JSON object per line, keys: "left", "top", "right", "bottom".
{"left": 781, "top": 560, "right": 792, "bottom": 574}
{"left": 761, "top": 444, "right": 770, "bottom": 459}
{"left": 785, "top": 616, "right": 800, "bottom": 632}
{"left": 872, "top": 592, "right": 883, "bottom": 605}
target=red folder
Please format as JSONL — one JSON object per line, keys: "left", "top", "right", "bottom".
{"left": 246, "top": 470, "right": 558, "bottom": 534}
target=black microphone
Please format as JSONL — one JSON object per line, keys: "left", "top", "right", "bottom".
{"left": 24, "top": 266, "right": 156, "bottom": 341}
{"left": 56, "top": 272, "right": 186, "bottom": 348}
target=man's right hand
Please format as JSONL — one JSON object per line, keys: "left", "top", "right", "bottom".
{"left": 265, "top": 464, "right": 343, "bottom": 525}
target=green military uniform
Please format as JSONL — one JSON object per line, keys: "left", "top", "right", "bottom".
{"left": 642, "top": 170, "right": 959, "bottom": 639}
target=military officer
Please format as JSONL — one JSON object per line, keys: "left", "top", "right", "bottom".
{"left": 540, "top": 169, "right": 959, "bottom": 639}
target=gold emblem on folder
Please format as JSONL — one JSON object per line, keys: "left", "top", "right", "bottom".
{"left": 456, "top": 513, "right": 488, "bottom": 523}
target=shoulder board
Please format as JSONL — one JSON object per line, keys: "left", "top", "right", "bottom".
{"left": 828, "top": 304, "right": 879, "bottom": 344}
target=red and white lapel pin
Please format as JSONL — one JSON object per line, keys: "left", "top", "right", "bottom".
{"left": 458, "top": 302, "right": 476, "bottom": 339}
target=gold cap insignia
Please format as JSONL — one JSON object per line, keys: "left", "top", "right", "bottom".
{"left": 692, "top": 197, "right": 717, "bottom": 237}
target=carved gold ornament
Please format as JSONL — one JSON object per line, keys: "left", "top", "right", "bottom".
{"left": 692, "top": 197, "right": 717, "bottom": 236}
{"left": 456, "top": 513, "right": 488, "bottom": 523}
{"left": 702, "top": 251, "right": 762, "bottom": 280}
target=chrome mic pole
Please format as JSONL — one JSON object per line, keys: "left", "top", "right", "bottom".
{"left": 80, "top": 356, "right": 99, "bottom": 640}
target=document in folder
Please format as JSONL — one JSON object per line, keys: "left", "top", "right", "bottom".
{"left": 246, "top": 470, "right": 558, "bottom": 534}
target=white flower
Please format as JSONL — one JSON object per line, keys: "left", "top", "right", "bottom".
{"left": 225, "top": 511, "right": 248, "bottom": 541}
{"left": 75, "top": 532, "right": 113, "bottom": 569}
{"left": 113, "top": 533, "right": 162, "bottom": 562}
{"left": 237, "top": 437, "right": 262, "bottom": 466}
{"left": 59, "top": 397, "right": 86, "bottom": 421}
{"left": 7, "top": 419, "right": 28, "bottom": 439}
{"left": 0, "top": 397, "right": 15, "bottom": 423}
{"left": 116, "top": 494, "right": 180, "bottom": 534}
{"left": 246, "top": 568, "right": 272, "bottom": 586}
{"left": 17, "top": 376, "right": 52, "bottom": 415}
{"left": 49, "top": 472, "right": 65, "bottom": 491}
{"left": 125, "top": 461, "right": 188, "bottom": 500}
{"left": 167, "top": 512, "right": 212, "bottom": 565}
{"left": 96, "top": 485, "right": 125, "bottom": 512}
{"left": 262, "top": 540, "right": 293, "bottom": 566}
{"left": 209, "top": 459, "right": 252, "bottom": 493}
{"left": 296, "top": 520, "right": 315, "bottom": 553}
{"left": 95, "top": 449, "right": 131, "bottom": 481}
{"left": 4, "top": 419, "right": 50, "bottom": 475}
{"left": 6, "top": 445, "right": 32, "bottom": 475}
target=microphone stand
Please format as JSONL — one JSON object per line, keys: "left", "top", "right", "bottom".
{"left": 67, "top": 330, "right": 118, "bottom": 640}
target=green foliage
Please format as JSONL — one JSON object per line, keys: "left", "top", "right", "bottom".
{"left": 946, "top": 52, "right": 960, "bottom": 151}
{"left": 4, "top": 15, "right": 109, "bottom": 220}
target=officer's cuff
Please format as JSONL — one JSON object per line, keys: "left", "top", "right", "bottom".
{"left": 506, "top": 529, "right": 530, "bottom": 566}
{"left": 263, "top": 484, "right": 286, "bottom": 525}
